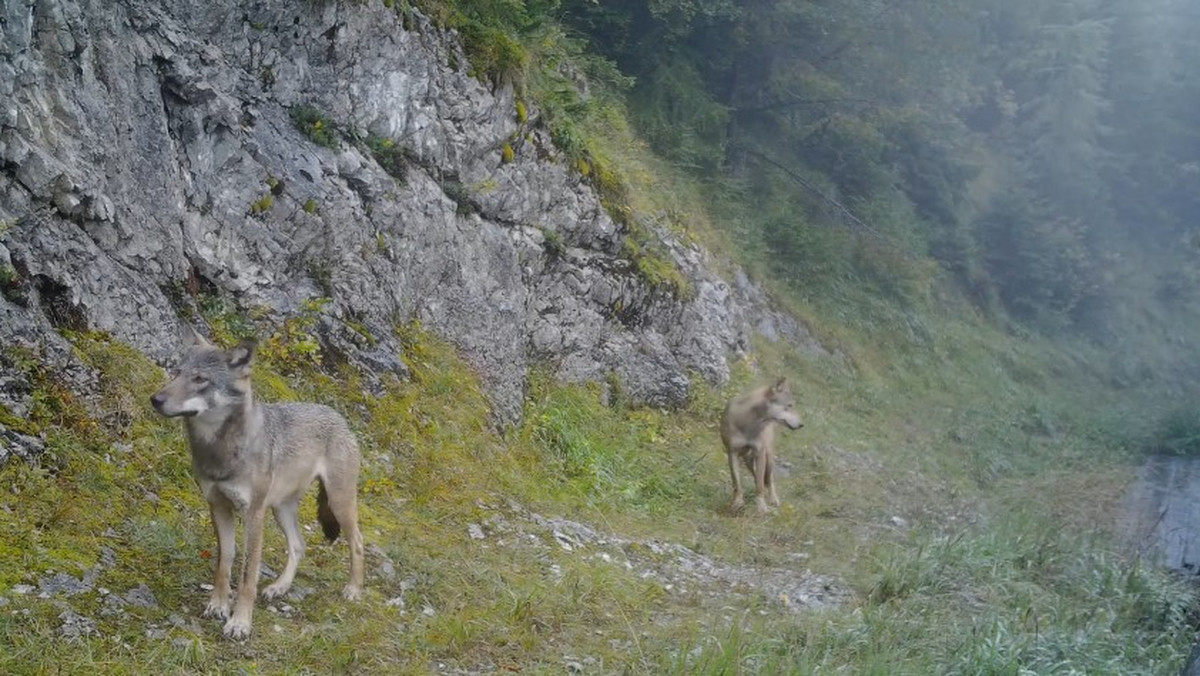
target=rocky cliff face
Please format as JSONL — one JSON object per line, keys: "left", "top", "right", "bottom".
{"left": 0, "top": 0, "right": 819, "bottom": 439}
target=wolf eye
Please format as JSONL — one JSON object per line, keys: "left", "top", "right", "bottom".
{"left": 191, "top": 374, "right": 209, "bottom": 386}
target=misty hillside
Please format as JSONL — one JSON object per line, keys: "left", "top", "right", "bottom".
{"left": 3, "top": 0, "right": 1200, "bottom": 673}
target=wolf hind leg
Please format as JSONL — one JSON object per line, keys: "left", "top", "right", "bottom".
{"left": 727, "top": 449, "right": 745, "bottom": 509}
{"left": 262, "top": 498, "right": 304, "bottom": 600}
{"left": 319, "top": 472, "right": 365, "bottom": 600}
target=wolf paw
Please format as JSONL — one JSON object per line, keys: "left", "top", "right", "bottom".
{"left": 261, "top": 582, "right": 290, "bottom": 601}
{"left": 202, "top": 598, "right": 231, "bottom": 620}
{"left": 342, "top": 584, "right": 362, "bottom": 601}
{"left": 222, "top": 616, "right": 252, "bottom": 640}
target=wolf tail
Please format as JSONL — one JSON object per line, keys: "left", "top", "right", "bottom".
{"left": 316, "top": 479, "right": 342, "bottom": 543}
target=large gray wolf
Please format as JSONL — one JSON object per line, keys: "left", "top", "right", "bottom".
{"left": 150, "top": 328, "right": 365, "bottom": 639}
{"left": 720, "top": 378, "right": 805, "bottom": 514}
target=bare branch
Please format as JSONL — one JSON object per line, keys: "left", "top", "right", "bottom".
{"left": 733, "top": 145, "right": 911, "bottom": 258}
{"left": 734, "top": 97, "right": 878, "bottom": 115}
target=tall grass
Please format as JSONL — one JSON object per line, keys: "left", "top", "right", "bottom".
{"left": 1145, "top": 404, "right": 1200, "bottom": 457}
{"left": 665, "top": 512, "right": 1196, "bottom": 675}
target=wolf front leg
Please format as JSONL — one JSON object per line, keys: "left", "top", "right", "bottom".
{"left": 203, "top": 499, "right": 236, "bottom": 620}
{"left": 753, "top": 445, "right": 770, "bottom": 514}
{"left": 727, "top": 449, "right": 744, "bottom": 510}
{"left": 224, "top": 502, "right": 267, "bottom": 640}
{"left": 764, "top": 446, "right": 780, "bottom": 507}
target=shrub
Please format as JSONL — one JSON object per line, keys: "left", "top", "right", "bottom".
{"left": 257, "top": 298, "right": 329, "bottom": 375}
{"left": 289, "top": 105, "right": 340, "bottom": 149}
{"left": 366, "top": 136, "right": 411, "bottom": 183}
{"left": 442, "top": 179, "right": 476, "bottom": 216}
{"left": 1147, "top": 404, "right": 1200, "bottom": 456}
{"left": 541, "top": 228, "right": 565, "bottom": 259}
{"left": 619, "top": 221, "right": 695, "bottom": 302}
{"left": 249, "top": 194, "right": 274, "bottom": 215}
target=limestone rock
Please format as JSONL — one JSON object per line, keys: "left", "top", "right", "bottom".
{"left": 0, "top": 0, "right": 821, "bottom": 432}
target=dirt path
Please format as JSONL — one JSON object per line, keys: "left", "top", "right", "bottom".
{"left": 467, "top": 499, "right": 852, "bottom": 614}
{"left": 1122, "top": 454, "right": 1200, "bottom": 573}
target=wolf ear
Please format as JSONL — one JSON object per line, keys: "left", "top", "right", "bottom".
{"left": 184, "top": 324, "right": 212, "bottom": 347}
{"left": 227, "top": 339, "right": 258, "bottom": 371}
{"left": 772, "top": 377, "right": 788, "bottom": 392}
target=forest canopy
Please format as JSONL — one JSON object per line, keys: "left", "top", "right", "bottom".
{"left": 427, "top": 0, "right": 1200, "bottom": 339}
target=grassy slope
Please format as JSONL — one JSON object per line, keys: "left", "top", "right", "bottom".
{"left": 0, "top": 277, "right": 1195, "bottom": 674}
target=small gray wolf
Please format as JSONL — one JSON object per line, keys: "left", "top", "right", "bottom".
{"left": 150, "top": 328, "right": 365, "bottom": 639}
{"left": 720, "top": 377, "right": 804, "bottom": 514}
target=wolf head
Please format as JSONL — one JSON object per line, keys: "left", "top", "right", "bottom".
{"left": 150, "top": 327, "right": 257, "bottom": 419}
{"left": 766, "top": 377, "right": 804, "bottom": 430}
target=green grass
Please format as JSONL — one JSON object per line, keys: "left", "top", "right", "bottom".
{"left": 0, "top": 300, "right": 1194, "bottom": 674}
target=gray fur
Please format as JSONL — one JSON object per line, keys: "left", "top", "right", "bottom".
{"left": 151, "top": 331, "right": 365, "bottom": 640}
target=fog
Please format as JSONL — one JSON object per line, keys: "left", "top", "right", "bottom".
{"left": 556, "top": 0, "right": 1200, "bottom": 374}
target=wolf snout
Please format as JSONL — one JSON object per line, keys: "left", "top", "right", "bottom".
{"left": 149, "top": 391, "right": 181, "bottom": 416}
{"left": 780, "top": 412, "right": 804, "bottom": 430}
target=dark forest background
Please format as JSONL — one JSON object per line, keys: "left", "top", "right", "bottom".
{"left": 429, "top": 0, "right": 1200, "bottom": 361}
